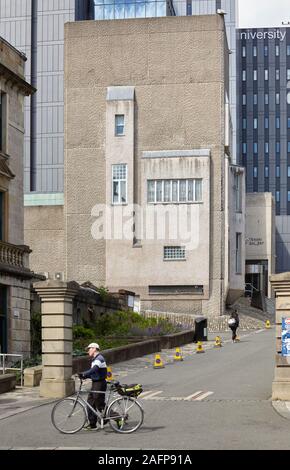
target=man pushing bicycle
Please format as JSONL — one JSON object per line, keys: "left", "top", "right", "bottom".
{"left": 78, "top": 342, "right": 107, "bottom": 430}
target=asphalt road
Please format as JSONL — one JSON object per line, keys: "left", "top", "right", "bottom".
{"left": 1, "top": 329, "right": 289, "bottom": 450}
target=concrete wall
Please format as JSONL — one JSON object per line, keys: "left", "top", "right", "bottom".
{"left": 24, "top": 205, "right": 65, "bottom": 277}
{"left": 64, "top": 15, "right": 230, "bottom": 316}
{"left": 246, "top": 192, "right": 275, "bottom": 296}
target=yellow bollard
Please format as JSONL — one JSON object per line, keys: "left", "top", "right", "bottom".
{"left": 266, "top": 320, "right": 271, "bottom": 329}
{"left": 153, "top": 354, "right": 165, "bottom": 369}
{"left": 214, "top": 336, "right": 222, "bottom": 348}
{"left": 196, "top": 341, "right": 205, "bottom": 354}
{"left": 174, "top": 347, "right": 183, "bottom": 361}
{"left": 106, "top": 366, "right": 113, "bottom": 381}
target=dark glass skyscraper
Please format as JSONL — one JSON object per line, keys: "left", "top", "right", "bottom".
{"left": 237, "top": 27, "right": 290, "bottom": 272}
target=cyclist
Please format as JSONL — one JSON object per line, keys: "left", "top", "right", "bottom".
{"left": 78, "top": 342, "right": 107, "bottom": 430}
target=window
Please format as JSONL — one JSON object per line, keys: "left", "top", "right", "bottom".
{"left": 242, "top": 70, "right": 246, "bottom": 81}
{"left": 0, "top": 93, "right": 7, "bottom": 153}
{"left": 242, "top": 94, "right": 246, "bottom": 105}
{"left": 112, "top": 164, "right": 127, "bottom": 204}
{"left": 265, "top": 117, "right": 269, "bottom": 129}
{"left": 288, "top": 142, "right": 290, "bottom": 153}
{"left": 288, "top": 166, "right": 290, "bottom": 178}
{"left": 265, "top": 94, "right": 269, "bottom": 105}
{"left": 242, "top": 118, "right": 247, "bottom": 130}
{"left": 253, "top": 118, "right": 258, "bottom": 129}
{"left": 265, "top": 166, "right": 269, "bottom": 178}
{"left": 147, "top": 179, "right": 202, "bottom": 204}
{"left": 242, "top": 143, "right": 247, "bottom": 154}
{"left": 288, "top": 118, "right": 290, "bottom": 128}
{"left": 265, "top": 142, "right": 269, "bottom": 153}
{"left": 115, "top": 114, "right": 125, "bottom": 136}
{"left": 164, "top": 246, "right": 185, "bottom": 260}
{"left": 234, "top": 174, "right": 242, "bottom": 212}
{"left": 236, "top": 233, "right": 242, "bottom": 274}
{"left": 264, "top": 45, "right": 268, "bottom": 57}
{"left": 265, "top": 70, "right": 268, "bottom": 81}
{"left": 276, "top": 191, "right": 280, "bottom": 203}
{"left": 253, "top": 70, "right": 257, "bottom": 81}
{"left": 288, "top": 191, "right": 290, "bottom": 202}
{"left": 276, "top": 142, "right": 280, "bottom": 153}
{"left": 287, "top": 45, "right": 290, "bottom": 56}
{"left": 287, "top": 69, "right": 290, "bottom": 81}
{"left": 242, "top": 46, "right": 246, "bottom": 57}
{"left": 276, "top": 45, "right": 280, "bottom": 56}
{"left": 253, "top": 46, "right": 257, "bottom": 57}
{"left": 253, "top": 94, "right": 258, "bottom": 105}
{"left": 276, "top": 69, "right": 280, "bottom": 80}
{"left": 276, "top": 166, "right": 280, "bottom": 178}
{"left": 253, "top": 142, "right": 258, "bottom": 154}
{"left": 253, "top": 167, "right": 258, "bottom": 178}
{"left": 276, "top": 93, "right": 280, "bottom": 105}
{"left": 276, "top": 117, "right": 280, "bottom": 129}
{"left": 0, "top": 192, "right": 4, "bottom": 241}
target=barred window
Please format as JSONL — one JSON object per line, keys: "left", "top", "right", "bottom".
{"left": 112, "top": 164, "right": 127, "bottom": 204}
{"left": 164, "top": 246, "right": 185, "bottom": 260}
{"left": 147, "top": 179, "right": 202, "bottom": 204}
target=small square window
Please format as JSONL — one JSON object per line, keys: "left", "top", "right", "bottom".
{"left": 115, "top": 115, "right": 125, "bottom": 136}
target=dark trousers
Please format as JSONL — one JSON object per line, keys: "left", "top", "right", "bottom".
{"left": 87, "top": 380, "right": 107, "bottom": 427}
{"left": 230, "top": 326, "right": 237, "bottom": 341}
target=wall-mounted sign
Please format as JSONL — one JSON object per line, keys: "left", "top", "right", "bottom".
{"left": 245, "top": 237, "right": 264, "bottom": 246}
{"left": 282, "top": 318, "right": 290, "bottom": 357}
{"left": 240, "top": 30, "right": 286, "bottom": 42}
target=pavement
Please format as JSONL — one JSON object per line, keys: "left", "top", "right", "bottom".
{"left": 1, "top": 328, "right": 283, "bottom": 421}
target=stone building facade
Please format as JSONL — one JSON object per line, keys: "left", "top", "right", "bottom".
{"left": 64, "top": 15, "right": 245, "bottom": 316}
{"left": 0, "top": 37, "right": 35, "bottom": 356}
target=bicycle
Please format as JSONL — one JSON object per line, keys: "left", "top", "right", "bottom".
{"left": 51, "top": 378, "right": 144, "bottom": 434}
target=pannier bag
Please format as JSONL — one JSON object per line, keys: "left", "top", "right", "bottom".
{"left": 117, "top": 383, "right": 143, "bottom": 397}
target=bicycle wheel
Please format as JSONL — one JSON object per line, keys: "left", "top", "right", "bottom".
{"left": 107, "top": 396, "right": 144, "bottom": 434}
{"left": 51, "top": 398, "right": 87, "bottom": 434}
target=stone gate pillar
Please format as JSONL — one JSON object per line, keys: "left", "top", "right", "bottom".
{"left": 271, "top": 273, "right": 290, "bottom": 400}
{"left": 33, "top": 280, "right": 79, "bottom": 398}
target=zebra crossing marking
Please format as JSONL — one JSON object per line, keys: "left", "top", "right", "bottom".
{"left": 139, "top": 390, "right": 214, "bottom": 401}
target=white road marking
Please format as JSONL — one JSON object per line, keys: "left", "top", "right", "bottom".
{"left": 139, "top": 390, "right": 155, "bottom": 398}
{"left": 184, "top": 391, "right": 203, "bottom": 401}
{"left": 193, "top": 391, "right": 214, "bottom": 401}
{"left": 142, "top": 391, "right": 163, "bottom": 400}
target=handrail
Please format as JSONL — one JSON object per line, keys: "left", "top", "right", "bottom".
{"left": 0, "top": 353, "right": 23, "bottom": 386}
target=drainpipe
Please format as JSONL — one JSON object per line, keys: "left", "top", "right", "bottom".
{"left": 30, "top": 0, "right": 38, "bottom": 192}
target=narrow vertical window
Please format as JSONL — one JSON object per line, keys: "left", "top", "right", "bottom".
{"left": 287, "top": 69, "right": 290, "bottom": 81}
{"left": 276, "top": 166, "right": 280, "bottom": 178}
{"left": 253, "top": 70, "right": 257, "bottom": 81}
{"left": 242, "top": 46, "right": 246, "bottom": 57}
{"left": 242, "top": 94, "right": 246, "bottom": 105}
{"left": 276, "top": 93, "right": 280, "bottom": 105}
{"left": 264, "top": 45, "right": 268, "bottom": 57}
{"left": 253, "top": 94, "right": 258, "bottom": 105}
{"left": 265, "top": 94, "right": 269, "bottom": 105}
{"left": 242, "top": 118, "right": 247, "bottom": 130}
{"left": 265, "top": 117, "right": 269, "bottom": 129}
{"left": 288, "top": 166, "right": 290, "bottom": 178}
{"left": 276, "top": 191, "right": 280, "bottom": 203}
{"left": 253, "top": 167, "right": 258, "bottom": 178}
{"left": 234, "top": 174, "right": 242, "bottom": 212}
{"left": 115, "top": 114, "right": 125, "bottom": 136}
{"left": 265, "top": 142, "right": 269, "bottom": 153}
{"left": 112, "top": 164, "right": 127, "bottom": 204}
{"left": 253, "top": 118, "right": 258, "bottom": 129}
{"left": 236, "top": 233, "right": 242, "bottom": 274}
{"left": 253, "top": 142, "right": 258, "bottom": 154}
{"left": 242, "top": 70, "right": 246, "bottom": 81}
{"left": 287, "top": 45, "right": 290, "bottom": 56}
{"left": 253, "top": 46, "right": 257, "bottom": 57}
{"left": 276, "top": 117, "right": 280, "bottom": 129}
{"left": 265, "top": 70, "right": 268, "bottom": 81}
{"left": 276, "top": 69, "right": 280, "bottom": 80}
{"left": 276, "top": 45, "right": 280, "bottom": 56}
{"left": 0, "top": 92, "right": 7, "bottom": 153}
{"left": 265, "top": 166, "right": 269, "bottom": 178}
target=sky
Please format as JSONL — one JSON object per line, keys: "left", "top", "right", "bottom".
{"left": 238, "top": 0, "right": 290, "bottom": 28}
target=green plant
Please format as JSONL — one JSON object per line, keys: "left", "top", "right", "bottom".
{"left": 96, "top": 286, "right": 110, "bottom": 302}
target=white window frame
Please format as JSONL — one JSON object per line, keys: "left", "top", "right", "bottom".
{"left": 164, "top": 246, "right": 186, "bottom": 261}
{"left": 115, "top": 114, "right": 125, "bottom": 136}
{"left": 147, "top": 179, "right": 203, "bottom": 204}
{"left": 112, "top": 164, "right": 127, "bottom": 205}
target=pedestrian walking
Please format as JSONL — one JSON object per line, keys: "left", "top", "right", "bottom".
{"left": 228, "top": 309, "right": 239, "bottom": 342}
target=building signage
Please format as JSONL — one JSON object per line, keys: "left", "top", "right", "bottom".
{"left": 245, "top": 237, "right": 264, "bottom": 246}
{"left": 282, "top": 318, "right": 290, "bottom": 357}
{"left": 240, "top": 30, "right": 286, "bottom": 42}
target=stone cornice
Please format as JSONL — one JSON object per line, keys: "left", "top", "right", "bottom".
{"left": 0, "top": 62, "right": 36, "bottom": 96}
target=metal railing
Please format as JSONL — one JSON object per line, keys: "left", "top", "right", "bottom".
{"left": 245, "top": 283, "right": 259, "bottom": 296}
{"left": 0, "top": 354, "right": 23, "bottom": 386}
